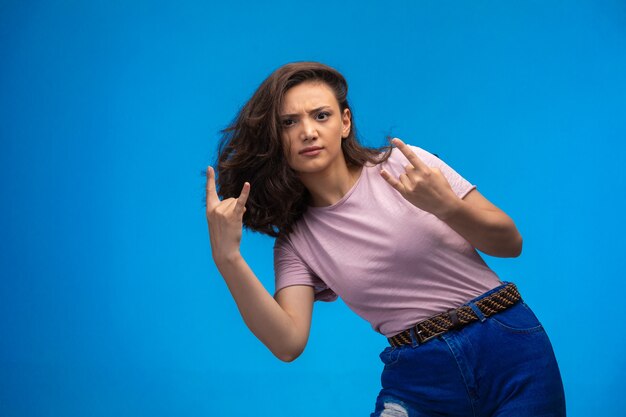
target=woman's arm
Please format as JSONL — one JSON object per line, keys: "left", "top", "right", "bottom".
{"left": 379, "top": 138, "right": 522, "bottom": 258}
{"left": 439, "top": 188, "right": 523, "bottom": 258}
{"left": 206, "top": 166, "right": 312, "bottom": 361}
{"left": 215, "top": 253, "right": 314, "bottom": 362}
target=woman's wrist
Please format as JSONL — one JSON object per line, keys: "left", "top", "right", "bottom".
{"left": 435, "top": 196, "right": 463, "bottom": 221}
{"left": 213, "top": 250, "right": 243, "bottom": 267}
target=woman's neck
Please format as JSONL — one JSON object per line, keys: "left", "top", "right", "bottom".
{"left": 301, "top": 164, "right": 363, "bottom": 208}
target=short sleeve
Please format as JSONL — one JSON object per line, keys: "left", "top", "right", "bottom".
{"left": 399, "top": 145, "right": 477, "bottom": 199}
{"left": 273, "top": 234, "right": 338, "bottom": 302}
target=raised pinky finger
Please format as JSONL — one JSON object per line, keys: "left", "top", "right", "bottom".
{"left": 235, "top": 182, "right": 250, "bottom": 214}
{"left": 380, "top": 169, "right": 403, "bottom": 192}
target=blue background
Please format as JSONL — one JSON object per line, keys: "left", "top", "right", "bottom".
{"left": 1, "top": 1, "right": 625, "bottom": 416}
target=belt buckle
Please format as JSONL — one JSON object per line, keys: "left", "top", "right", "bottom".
{"left": 415, "top": 308, "right": 461, "bottom": 344}
{"left": 415, "top": 325, "right": 443, "bottom": 344}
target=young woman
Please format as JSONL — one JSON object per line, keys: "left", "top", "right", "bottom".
{"left": 205, "top": 61, "right": 566, "bottom": 417}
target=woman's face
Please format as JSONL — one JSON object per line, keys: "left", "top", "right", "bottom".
{"left": 279, "top": 81, "right": 351, "bottom": 178}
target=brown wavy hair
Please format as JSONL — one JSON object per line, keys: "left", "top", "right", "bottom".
{"left": 209, "top": 61, "right": 394, "bottom": 237}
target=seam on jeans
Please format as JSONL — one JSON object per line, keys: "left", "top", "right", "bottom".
{"left": 381, "top": 346, "right": 402, "bottom": 366}
{"left": 442, "top": 335, "right": 478, "bottom": 417}
{"left": 489, "top": 304, "right": 544, "bottom": 334}
{"left": 490, "top": 318, "right": 544, "bottom": 333}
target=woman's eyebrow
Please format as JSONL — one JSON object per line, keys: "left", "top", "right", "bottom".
{"left": 280, "top": 106, "right": 332, "bottom": 118}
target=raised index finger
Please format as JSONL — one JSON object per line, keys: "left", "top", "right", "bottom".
{"left": 392, "top": 138, "right": 429, "bottom": 172}
{"left": 205, "top": 166, "right": 220, "bottom": 209}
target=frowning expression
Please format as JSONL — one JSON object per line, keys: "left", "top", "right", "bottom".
{"left": 280, "top": 81, "right": 351, "bottom": 177}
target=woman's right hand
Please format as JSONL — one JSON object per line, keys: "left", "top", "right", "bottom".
{"left": 205, "top": 166, "right": 250, "bottom": 263}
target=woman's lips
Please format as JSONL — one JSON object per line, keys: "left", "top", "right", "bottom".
{"left": 300, "top": 148, "right": 322, "bottom": 156}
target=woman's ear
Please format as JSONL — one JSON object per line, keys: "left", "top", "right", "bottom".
{"left": 342, "top": 108, "right": 351, "bottom": 138}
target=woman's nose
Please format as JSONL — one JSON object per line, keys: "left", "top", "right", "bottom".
{"left": 299, "top": 118, "right": 318, "bottom": 140}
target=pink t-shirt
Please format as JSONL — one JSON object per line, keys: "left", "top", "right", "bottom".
{"left": 273, "top": 144, "right": 502, "bottom": 338}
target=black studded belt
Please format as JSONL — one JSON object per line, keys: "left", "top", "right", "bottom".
{"left": 388, "top": 282, "right": 522, "bottom": 347}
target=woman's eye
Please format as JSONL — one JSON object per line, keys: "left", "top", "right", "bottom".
{"left": 282, "top": 119, "right": 294, "bottom": 127}
{"left": 317, "top": 112, "right": 330, "bottom": 120}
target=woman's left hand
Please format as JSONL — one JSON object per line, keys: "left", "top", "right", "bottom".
{"left": 380, "top": 137, "right": 460, "bottom": 220}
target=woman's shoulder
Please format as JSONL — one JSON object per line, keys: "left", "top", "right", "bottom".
{"left": 273, "top": 220, "right": 306, "bottom": 251}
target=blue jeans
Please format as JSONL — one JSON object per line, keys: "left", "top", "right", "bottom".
{"left": 369, "top": 282, "right": 566, "bottom": 417}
